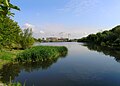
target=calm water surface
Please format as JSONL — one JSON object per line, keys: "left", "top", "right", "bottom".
{"left": 1, "top": 42, "right": 120, "bottom": 86}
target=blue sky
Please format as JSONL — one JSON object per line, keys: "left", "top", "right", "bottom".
{"left": 11, "top": 0, "right": 120, "bottom": 38}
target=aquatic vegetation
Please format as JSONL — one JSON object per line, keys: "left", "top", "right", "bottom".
{"left": 15, "top": 46, "right": 68, "bottom": 62}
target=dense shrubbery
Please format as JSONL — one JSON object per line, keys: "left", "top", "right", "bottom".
{"left": 78, "top": 25, "right": 120, "bottom": 47}
{"left": 15, "top": 46, "right": 68, "bottom": 62}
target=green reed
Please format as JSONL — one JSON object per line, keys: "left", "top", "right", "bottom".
{"left": 15, "top": 46, "right": 68, "bottom": 62}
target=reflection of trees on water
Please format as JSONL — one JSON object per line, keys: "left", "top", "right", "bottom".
{"left": 0, "top": 63, "right": 21, "bottom": 83}
{"left": 83, "top": 43, "right": 120, "bottom": 62}
{"left": 0, "top": 51, "right": 68, "bottom": 83}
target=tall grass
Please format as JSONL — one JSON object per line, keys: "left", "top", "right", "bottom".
{"left": 15, "top": 46, "right": 68, "bottom": 62}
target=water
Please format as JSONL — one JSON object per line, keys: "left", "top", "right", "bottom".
{"left": 1, "top": 42, "right": 120, "bottom": 86}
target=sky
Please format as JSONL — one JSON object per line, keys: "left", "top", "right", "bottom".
{"left": 11, "top": 0, "right": 120, "bottom": 39}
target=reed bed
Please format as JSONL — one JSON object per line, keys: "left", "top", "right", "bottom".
{"left": 15, "top": 46, "right": 68, "bottom": 62}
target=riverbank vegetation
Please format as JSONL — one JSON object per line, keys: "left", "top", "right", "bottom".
{"left": 0, "top": 0, "right": 35, "bottom": 66}
{"left": 15, "top": 46, "right": 68, "bottom": 62}
{"left": 0, "top": 50, "right": 23, "bottom": 68}
{"left": 78, "top": 25, "right": 120, "bottom": 48}
{"left": 0, "top": 45, "right": 68, "bottom": 67}
{"left": 0, "top": 16, "right": 35, "bottom": 67}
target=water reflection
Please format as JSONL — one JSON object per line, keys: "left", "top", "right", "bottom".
{"left": 0, "top": 51, "right": 68, "bottom": 83}
{"left": 83, "top": 43, "right": 120, "bottom": 62}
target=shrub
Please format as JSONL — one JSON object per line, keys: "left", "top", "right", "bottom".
{"left": 20, "top": 28, "right": 34, "bottom": 49}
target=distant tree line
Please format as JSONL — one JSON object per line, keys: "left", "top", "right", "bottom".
{"left": 78, "top": 25, "right": 120, "bottom": 47}
{"left": 34, "top": 38, "right": 42, "bottom": 42}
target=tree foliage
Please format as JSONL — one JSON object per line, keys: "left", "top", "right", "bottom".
{"left": 78, "top": 25, "right": 120, "bottom": 47}
{"left": 0, "top": 17, "right": 21, "bottom": 49}
{"left": 0, "top": 1, "right": 35, "bottom": 50}
{"left": 0, "top": 0, "right": 20, "bottom": 19}
{"left": 0, "top": 0, "right": 21, "bottom": 50}
{"left": 0, "top": 17, "right": 35, "bottom": 50}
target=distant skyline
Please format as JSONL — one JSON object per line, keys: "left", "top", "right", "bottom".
{"left": 11, "top": 0, "right": 120, "bottom": 38}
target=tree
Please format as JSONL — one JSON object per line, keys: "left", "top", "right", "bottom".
{"left": 20, "top": 28, "right": 35, "bottom": 49}
{"left": 0, "top": 0, "right": 20, "bottom": 50}
{"left": 0, "top": 17, "right": 21, "bottom": 49}
{"left": 37, "top": 38, "right": 42, "bottom": 42}
{"left": 0, "top": 0, "right": 20, "bottom": 19}
{"left": 78, "top": 25, "right": 120, "bottom": 47}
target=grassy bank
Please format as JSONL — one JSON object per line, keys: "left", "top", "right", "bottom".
{"left": 0, "top": 50, "right": 23, "bottom": 68}
{"left": 0, "top": 46, "right": 68, "bottom": 65}
{"left": 15, "top": 46, "right": 68, "bottom": 62}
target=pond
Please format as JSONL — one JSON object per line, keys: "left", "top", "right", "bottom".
{"left": 1, "top": 42, "right": 120, "bottom": 86}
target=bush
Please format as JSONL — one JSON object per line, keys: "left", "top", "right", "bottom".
{"left": 15, "top": 46, "right": 68, "bottom": 62}
{"left": 20, "top": 28, "right": 34, "bottom": 49}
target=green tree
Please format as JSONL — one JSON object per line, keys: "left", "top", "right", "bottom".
{"left": 37, "top": 38, "right": 42, "bottom": 42}
{"left": 0, "top": 0, "right": 20, "bottom": 50}
{"left": 78, "top": 25, "right": 120, "bottom": 47}
{"left": 0, "top": 17, "right": 21, "bottom": 50}
{"left": 0, "top": 0, "right": 20, "bottom": 18}
{"left": 20, "top": 28, "right": 35, "bottom": 49}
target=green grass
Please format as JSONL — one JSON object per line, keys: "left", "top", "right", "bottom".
{"left": 0, "top": 50, "right": 23, "bottom": 61}
{"left": 0, "top": 50, "right": 23, "bottom": 69}
{"left": 0, "top": 51, "right": 14, "bottom": 61}
{"left": 15, "top": 46, "right": 68, "bottom": 62}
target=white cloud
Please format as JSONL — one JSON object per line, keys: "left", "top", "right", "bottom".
{"left": 38, "top": 24, "right": 98, "bottom": 39}
{"left": 21, "top": 23, "right": 36, "bottom": 32}
{"left": 21, "top": 23, "right": 101, "bottom": 39}
{"left": 23, "top": 23, "right": 35, "bottom": 29}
